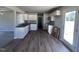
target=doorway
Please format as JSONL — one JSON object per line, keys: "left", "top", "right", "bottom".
{"left": 38, "top": 13, "right": 43, "bottom": 29}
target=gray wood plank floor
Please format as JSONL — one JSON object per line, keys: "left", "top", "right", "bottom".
{"left": 5, "top": 30, "right": 70, "bottom": 52}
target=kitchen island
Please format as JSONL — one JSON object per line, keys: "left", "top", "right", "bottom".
{"left": 14, "top": 23, "right": 37, "bottom": 39}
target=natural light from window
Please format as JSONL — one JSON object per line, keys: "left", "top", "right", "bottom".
{"left": 64, "top": 11, "right": 76, "bottom": 45}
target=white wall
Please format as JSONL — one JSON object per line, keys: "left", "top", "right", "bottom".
{"left": 0, "top": 31, "right": 13, "bottom": 47}
{"left": 0, "top": 11, "right": 15, "bottom": 31}
{"left": 54, "top": 6, "right": 79, "bottom": 51}
{"left": 0, "top": 7, "right": 25, "bottom": 47}
{"left": 0, "top": 11, "right": 15, "bottom": 47}
{"left": 43, "top": 13, "right": 49, "bottom": 30}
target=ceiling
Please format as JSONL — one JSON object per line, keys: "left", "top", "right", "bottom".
{"left": 18, "top": 6, "right": 58, "bottom": 13}
{"left": 0, "top": 6, "right": 12, "bottom": 11}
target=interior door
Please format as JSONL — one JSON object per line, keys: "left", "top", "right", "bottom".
{"left": 38, "top": 16, "right": 43, "bottom": 29}
{"left": 63, "top": 11, "right": 76, "bottom": 49}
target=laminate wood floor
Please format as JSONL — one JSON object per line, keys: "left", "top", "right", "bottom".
{"left": 5, "top": 30, "right": 70, "bottom": 52}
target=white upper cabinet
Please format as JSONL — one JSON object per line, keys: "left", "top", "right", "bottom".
{"left": 23, "top": 13, "right": 37, "bottom": 20}
{"left": 29, "top": 15, "right": 37, "bottom": 20}
{"left": 16, "top": 14, "right": 24, "bottom": 25}
{"left": 23, "top": 14, "right": 28, "bottom": 20}
{"left": 28, "top": 14, "right": 37, "bottom": 20}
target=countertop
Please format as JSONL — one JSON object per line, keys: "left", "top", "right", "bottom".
{"left": 48, "top": 21, "right": 55, "bottom": 25}
{"left": 16, "top": 23, "right": 37, "bottom": 27}
{"left": 16, "top": 23, "right": 29, "bottom": 27}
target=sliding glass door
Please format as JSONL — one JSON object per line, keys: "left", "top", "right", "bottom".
{"left": 64, "top": 11, "right": 76, "bottom": 45}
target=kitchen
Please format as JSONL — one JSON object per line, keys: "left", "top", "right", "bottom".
{"left": 14, "top": 13, "right": 38, "bottom": 39}
{"left": 14, "top": 7, "right": 61, "bottom": 39}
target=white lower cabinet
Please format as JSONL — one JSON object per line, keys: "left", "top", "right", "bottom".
{"left": 25, "top": 25, "right": 29, "bottom": 34}
{"left": 14, "top": 24, "right": 37, "bottom": 39}
{"left": 30, "top": 24, "right": 37, "bottom": 31}
{"left": 14, "top": 25, "right": 29, "bottom": 39}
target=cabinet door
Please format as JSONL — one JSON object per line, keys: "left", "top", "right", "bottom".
{"left": 30, "top": 24, "right": 37, "bottom": 30}
{"left": 25, "top": 25, "right": 29, "bottom": 34}
{"left": 24, "top": 14, "right": 28, "bottom": 20}
{"left": 14, "top": 28, "right": 26, "bottom": 39}
{"left": 28, "top": 14, "right": 37, "bottom": 20}
{"left": 16, "top": 14, "right": 24, "bottom": 25}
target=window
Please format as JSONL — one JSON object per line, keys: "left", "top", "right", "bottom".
{"left": 64, "top": 11, "right": 76, "bottom": 45}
